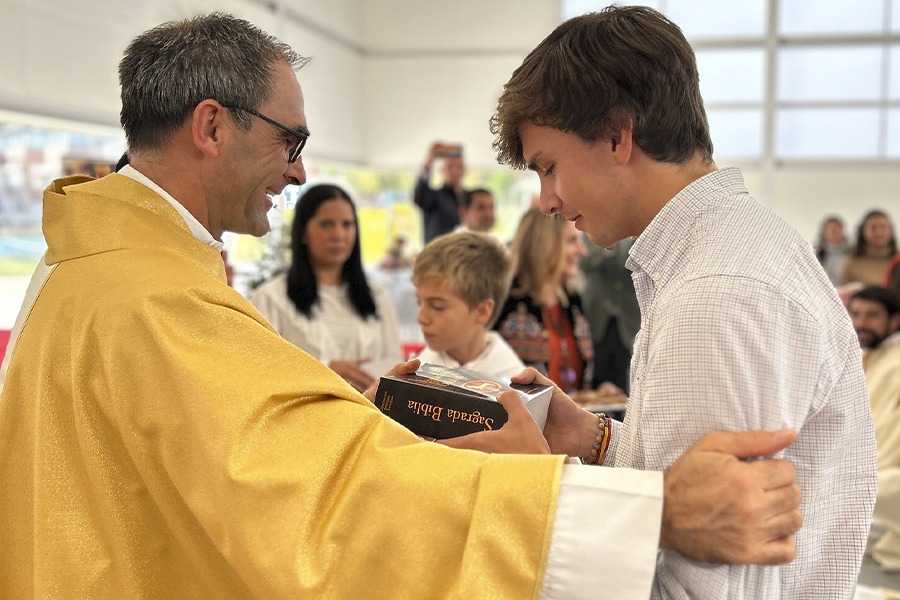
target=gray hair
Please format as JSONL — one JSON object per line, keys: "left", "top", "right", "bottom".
{"left": 119, "top": 12, "right": 308, "bottom": 152}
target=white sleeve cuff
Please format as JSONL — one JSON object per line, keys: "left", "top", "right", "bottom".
{"left": 541, "top": 462, "right": 663, "bottom": 599}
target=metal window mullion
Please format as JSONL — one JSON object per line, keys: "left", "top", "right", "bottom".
{"left": 879, "top": 0, "right": 893, "bottom": 157}
{"left": 762, "top": 0, "right": 779, "bottom": 203}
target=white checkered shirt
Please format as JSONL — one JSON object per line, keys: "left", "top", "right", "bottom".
{"left": 607, "top": 167, "right": 877, "bottom": 599}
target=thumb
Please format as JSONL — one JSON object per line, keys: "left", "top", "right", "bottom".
{"left": 385, "top": 359, "right": 420, "bottom": 377}
{"left": 496, "top": 389, "right": 527, "bottom": 419}
{"left": 693, "top": 428, "right": 797, "bottom": 459}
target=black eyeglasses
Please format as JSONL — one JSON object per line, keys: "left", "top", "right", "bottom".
{"left": 222, "top": 105, "right": 309, "bottom": 163}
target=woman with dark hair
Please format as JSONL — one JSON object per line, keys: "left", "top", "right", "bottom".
{"left": 252, "top": 184, "right": 401, "bottom": 391}
{"left": 840, "top": 210, "right": 898, "bottom": 286}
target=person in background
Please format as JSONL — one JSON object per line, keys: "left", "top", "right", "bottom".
{"left": 495, "top": 207, "right": 592, "bottom": 392}
{"left": 0, "top": 11, "right": 805, "bottom": 599}
{"left": 114, "top": 151, "right": 130, "bottom": 172}
{"left": 491, "top": 6, "right": 875, "bottom": 597}
{"left": 413, "top": 141, "right": 465, "bottom": 243}
{"left": 380, "top": 234, "right": 412, "bottom": 270}
{"left": 848, "top": 286, "right": 900, "bottom": 572}
{"left": 841, "top": 209, "right": 898, "bottom": 286}
{"left": 580, "top": 237, "right": 639, "bottom": 394}
{"left": 886, "top": 253, "right": 900, "bottom": 299}
{"left": 252, "top": 183, "right": 402, "bottom": 391}
{"left": 412, "top": 230, "right": 524, "bottom": 378}
{"left": 457, "top": 187, "right": 496, "bottom": 233}
{"left": 849, "top": 285, "right": 900, "bottom": 352}
{"left": 814, "top": 215, "right": 849, "bottom": 286}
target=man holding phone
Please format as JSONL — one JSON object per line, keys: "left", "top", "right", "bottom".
{"left": 413, "top": 140, "right": 466, "bottom": 243}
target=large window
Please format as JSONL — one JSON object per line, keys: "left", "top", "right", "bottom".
{"left": 561, "top": 0, "right": 900, "bottom": 162}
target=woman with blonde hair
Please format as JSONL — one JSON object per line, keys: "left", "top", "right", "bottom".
{"left": 494, "top": 207, "right": 592, "bottom": 392}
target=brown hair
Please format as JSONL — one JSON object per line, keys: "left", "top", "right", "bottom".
{"left": 490, "top": 6, "right": 713, "bottom": 169}
{"left": 413, "top": 231, "right": 512, "bottom": 327}
{"left": 854, "top": 210, "right": 897, "bottom": 257}
{"left": 119, "top": 13, "right": 307, "bottom": 152}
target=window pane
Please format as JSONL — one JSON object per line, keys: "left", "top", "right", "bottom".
{"left": 779, "top": 46, "right": 883, "bottom": 101}
{"left": 895, "top": 0, "right": 900, "bottom": 31}
{"left": 666, "top": 0, "right": 766, "bottom": 38}
{"left": 887, "top": 109, "right": 900, "bottom": 157}
{"left": 777, "top": 108, "right": 880, "bottom": 158}
{"left": 780, "top": 0, "right": 886, "bottom": 35}
{"left": 891, "top": 45, "right": 900, "bottom": 99}
{"left": 697, "top": 49, "right": 766, "bottom": 103}
{"left": 707, "top": 109, "right": 764, "bottom": 159}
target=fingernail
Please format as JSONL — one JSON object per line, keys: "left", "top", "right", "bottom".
{"left": 773, "top": 428, "right": 796, "bottom": 441}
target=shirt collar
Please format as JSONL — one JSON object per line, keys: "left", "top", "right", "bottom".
{"left": 627, "top": 167, "right": 747, "bottom": 283}
{"left": 117, "top": 164, "right": 224, "bottom": 251}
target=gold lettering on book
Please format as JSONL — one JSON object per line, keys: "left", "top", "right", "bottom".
{"left": 446, "top": 408, "right": 494, "bottom": 430}
{"left": 380, "top": 392, "right": 394, "bottom": 412}
{"left": 407, "top": 400, "right": 444, "bottom": 421}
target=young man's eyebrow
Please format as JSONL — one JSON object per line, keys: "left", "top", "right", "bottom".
{"left": 525, "top": 151, "right": 544, "bottom": 173}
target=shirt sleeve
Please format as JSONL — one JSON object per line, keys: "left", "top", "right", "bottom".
{"left": 413, "top": 172, "right": 438, "bottom": 210}
{"left": 541, "top": 461, "right": 662, "bottom": 599}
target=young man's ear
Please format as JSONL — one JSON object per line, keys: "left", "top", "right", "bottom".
{"left": 609, "top": 118, "right": 634, "bottom": 165}
{"left": 475, "top": 299, "right": 495, "bottom": 326}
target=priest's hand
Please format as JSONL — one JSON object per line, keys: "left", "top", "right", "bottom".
{"left": 361, "top": 359, "right": 420, "bottom": 402}
{"left": 438, "top": 390, "right": 550, "bottom": 454}
{"left": 511, "top": 368, "right": 597, "bottom": 458}
{"left": 660, "top": 429, "right": 802, "bottom": 565}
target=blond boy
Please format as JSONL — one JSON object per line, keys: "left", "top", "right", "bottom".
{"left": 413, "top": 231, "right": 525, "bottom": 378}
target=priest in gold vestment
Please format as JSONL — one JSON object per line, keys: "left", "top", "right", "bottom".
{"left": 0, "top": 13, "right": 803, "bottom": 599}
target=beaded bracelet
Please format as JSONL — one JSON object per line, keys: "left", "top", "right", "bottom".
{"left": 581, "top": 413, "right": 611, "bottom": 466}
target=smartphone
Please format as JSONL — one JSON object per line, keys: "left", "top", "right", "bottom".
{"left": 440, "top": 144, "right": 462, "bottom": 158}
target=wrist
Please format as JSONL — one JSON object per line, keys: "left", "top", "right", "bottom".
{"left": 574, "top": 409, "right": 599, "bottom": 457}
{"left": 579, "top": 412, "right": 611, "bottom": 465}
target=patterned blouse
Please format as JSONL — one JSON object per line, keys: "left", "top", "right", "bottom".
{"left": 493, "top": 280, "right": 594, "bottom": 391}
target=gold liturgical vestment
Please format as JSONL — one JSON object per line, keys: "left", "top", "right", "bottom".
{"left": 0, "top": 175, "right": 564, "bottom": 598}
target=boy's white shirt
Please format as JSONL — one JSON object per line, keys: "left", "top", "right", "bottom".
{"left": 415, "top": 331, "right": 525, "bottom": 379}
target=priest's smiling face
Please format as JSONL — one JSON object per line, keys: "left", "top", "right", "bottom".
{"left": 218, "top": 60, "right": 308, "bottom": 238}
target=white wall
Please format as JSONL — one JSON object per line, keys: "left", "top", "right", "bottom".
{"left": 361, "top": 0, "right": 559, "bottom": 168}
{"left": 768, "top": 163, "right": 900, "bottom": 242}
{"left": 0, "top": 0, "right": 367, "bottom": 161}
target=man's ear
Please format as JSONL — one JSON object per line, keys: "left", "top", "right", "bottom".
{"left": 475, "top": 298, "right": 495, "bottom": 326}
{"left": 191, "top": 100, "right": 228, "bottom": 158}
{"left": 890, "top": 312, "right": 900, "bottom": 335}
{"left": 609, "top": 117, "right": 634, "bottom": 166}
